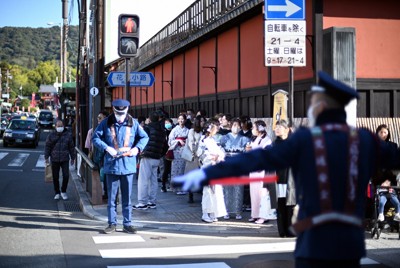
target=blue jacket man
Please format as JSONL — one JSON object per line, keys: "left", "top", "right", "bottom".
{"left": 92, "top": 99, "right": 149, "bottom": 234}
{"left": 173, "top": 72, "right": 400, "bottom": 267}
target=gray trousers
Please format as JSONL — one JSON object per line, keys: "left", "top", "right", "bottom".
{"left": 137, "top": 157, "right": 161, "bottom": 204}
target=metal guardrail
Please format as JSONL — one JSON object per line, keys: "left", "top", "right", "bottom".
{"left": 75, "top": 147, "right": 103, "bottom": 205}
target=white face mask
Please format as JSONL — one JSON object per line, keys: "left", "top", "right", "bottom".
{"left": 231, "top": 126, "right": 239, "bottom": 134}
{"left": 56, "top": 127, "right": 64, "bottom": 133}
{"left": 115, "top": 113, "right": 127, "bottom": 122}
{"left": 307, "top": 102, "right": 322, "bottom": 127}
{"left": 251, "top": 129, "right": 258, "bottom": 136}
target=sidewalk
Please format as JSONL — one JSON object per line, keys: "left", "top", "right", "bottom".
{"left": 71, "top": 168, "right": 279, "bottom": 236}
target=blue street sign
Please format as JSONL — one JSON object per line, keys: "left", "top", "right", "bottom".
{"left": 265, "top": 0, "right": 305, "bottom": 20}
{"left": 107, "top": 72, "right": 155, "bottom": 87}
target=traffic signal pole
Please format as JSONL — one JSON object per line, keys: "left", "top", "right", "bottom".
{"left": 125, "top": 58, "right": 130, "bottom": 101}
{"left": 118, "top": 14, "right": 139, "bottom": 102}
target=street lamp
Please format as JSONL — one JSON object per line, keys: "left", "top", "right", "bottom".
{"left": 47, "top": 22, "right": 63, "bottom": 88}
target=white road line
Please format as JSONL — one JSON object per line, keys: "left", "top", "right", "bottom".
{"left": 93, "top": 235, "right": 145, "bottom": 244}
{"left": 360, "top": 257, "right": 379, "bottom": 265}
{"left": 8, "top": 153, "right": 29, "bottom": 167}
{"left": 0, "top": 152, "right": 8, "bottom": 161}
{"left": 108, "top": 262, "right": 230, "bottom": 268}
{"left": 36, "top": 154, "right": 46, "bottom": 168}
{"left": 0, "top": 169, "right": 23, "bottom": 172}
{"left": 99, "top": 242, "right": 296, "bottom": 259}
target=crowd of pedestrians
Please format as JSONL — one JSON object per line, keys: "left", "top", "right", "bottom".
{"left": 83, "top": 101, "right": 288, "bottom": 231}
{"left": 120, "top": 106, "right": 292, "bottom": 230}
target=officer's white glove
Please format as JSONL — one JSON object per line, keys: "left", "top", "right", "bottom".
{"left": 129, "top": 147, "right": 139, "bottom": 156}
{"left": 172, "top": 168, "right": 207, "bottom": 192}
{"left": 106, "top": 146, "right": 118, "bottom": 157}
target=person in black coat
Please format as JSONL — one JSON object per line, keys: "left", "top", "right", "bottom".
{"left": 274, "top": 119, "right": 296, "bottom": 237}
{"left": 134, "top": 111, "right": 166, "bottom": 210}
{"left": 174, "top": 71, "right": 400, "bottom": 268}
{"left": 45, "top": 120, "right": 76, "bottom": 200}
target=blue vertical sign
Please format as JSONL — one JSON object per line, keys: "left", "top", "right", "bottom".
{"left": 265, "top": 0, "right": 305, "bottom": 20}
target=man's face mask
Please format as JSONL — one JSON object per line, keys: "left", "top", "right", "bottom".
{"left": 113, "top": 106, "right": 128, "bottom": 122}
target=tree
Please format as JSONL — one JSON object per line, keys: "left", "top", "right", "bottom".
{"left": 21, "top": 99, "right": 30, "bottom": 110}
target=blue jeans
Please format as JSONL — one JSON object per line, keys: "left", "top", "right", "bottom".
{"left": 106, "top": 173, "right": 134, "bottom": 226}
{"left": 378, "top": 192, "right": 400, "bottom": 214}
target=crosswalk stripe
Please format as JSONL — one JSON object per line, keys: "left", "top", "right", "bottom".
{"left": 107, "top": 262, "right": 231, "bottom": 268}
{"left": 99, "top": 242, "right": 296, "bottom": 259}
{"left": 93, "top": 235, "right": 145, "bottom": 244}
{"left": 0, "top": 152, "right": 8, "bottom": 161}
{"left": 8, "top": 153, "right": 29, "bottom": 166}
{"left": 360, "top": 257, "right": 379, "bottom": 265}
{"left": 36, "top": 154, "right": 46, "bottom": 168}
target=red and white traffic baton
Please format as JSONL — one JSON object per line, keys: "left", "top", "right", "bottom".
{"left": 209, "top": 175, "right": 277, "bottom": 186}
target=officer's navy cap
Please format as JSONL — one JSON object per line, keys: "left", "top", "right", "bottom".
{"left": 112, "top": 99, "right": 130, "bottom": 111}
{"left": 311, "top": 71, "right": 359, "bottom": 106}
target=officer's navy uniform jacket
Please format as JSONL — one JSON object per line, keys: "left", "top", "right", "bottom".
{"left": 92, "top": 115, "right": 149, "bottom": 175}
{"left": 203, "top": 109, "right": 399, "bottom": 261}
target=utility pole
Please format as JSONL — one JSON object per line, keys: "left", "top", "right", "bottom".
{"left": 62, "top": 0, "right": 68, "bottom": 84}
{"left": 0, "top": 68, "right": 2, "bottom": 95}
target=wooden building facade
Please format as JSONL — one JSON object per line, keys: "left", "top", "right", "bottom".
{"left": 108, "top": 0, "right": 400, "bottom": 119}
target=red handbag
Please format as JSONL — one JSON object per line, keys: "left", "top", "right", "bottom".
{"left": 165, "top": 150, "right": 174, "bottom": 161}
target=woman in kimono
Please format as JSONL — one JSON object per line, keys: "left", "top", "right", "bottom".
{"left": 168, "top": 114, "right": 189, "bottom": 194}
{"left": 197, "top": 118, "right": 227, "bottom": 223}
{"left": 184, "top": 115, "right": 207, "bottom": 203}
{"left": 220, "top": 118, "right": 251, "bottom": 220}
{"left": 247, "top": 120, "right": 272, "bottom": 224}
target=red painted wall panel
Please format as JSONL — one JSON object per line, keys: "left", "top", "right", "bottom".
{"left": 199, "top": 38, "right": 216, "bottom": 95}
{"left": 154, "top": 65, "right": 163, "bottom": 103}
{"left": 324, "top": 0, "right": 400, "bottom": 78}
{"left": 173, "top": 54, "right": 184, "bottom": 99}
{"left": 218, "top": 28, "right": 238, "bottom": 92}
{"left": 163, "top": 60, "right": 172, "bottom": 101}
{"left": 240, "top": 15, "right": 269, "bottom": 88}
{"left": 185, "top": 47, "right": 199, "bottom": 98}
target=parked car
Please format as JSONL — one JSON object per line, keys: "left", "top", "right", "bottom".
{"left": 38, "top": 110, "right": 55, "bottom": 129}
{"left": 3, "top": 116, "right": 40, "bottom": 148}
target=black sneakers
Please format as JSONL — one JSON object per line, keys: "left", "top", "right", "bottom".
{"left": 104, "top": 224, "right": 116, "bottom": 234}
{"left": 147, "top": 203, "right": 157, "bottom": 209}
{"left": 123, "top": 225, "right": 137, "bottom": 234}
{"left": 133, "top": 204, "right": 148, "bottom": 210}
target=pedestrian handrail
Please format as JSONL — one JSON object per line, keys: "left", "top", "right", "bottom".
{"left": 75, "top": 147, "right": 103, "bottom": 205}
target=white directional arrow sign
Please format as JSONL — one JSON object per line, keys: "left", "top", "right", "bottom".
{"left": 267, "top": 0, "right": 301, "bottom": 17}
{"left": 265, "top": 0, "right": 305, "bottom": 20}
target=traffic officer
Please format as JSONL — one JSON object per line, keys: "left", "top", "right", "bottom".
{"left": 173, "top": 71, "right": 400, "bottom": 267}
{"left": 92, "top": 99, "right": 149, "bottom": 234}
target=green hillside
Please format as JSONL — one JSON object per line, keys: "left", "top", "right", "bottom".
{"left": 0, "top": 25, "right": 79, "bottom": 69}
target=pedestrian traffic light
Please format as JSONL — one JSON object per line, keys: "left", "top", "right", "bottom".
{"left": 118, "top": 14, "right": 140, "bottom": 57}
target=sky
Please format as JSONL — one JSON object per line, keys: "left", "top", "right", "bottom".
{"left": 0, "top": 0, "right": 195, "bottom": 44}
